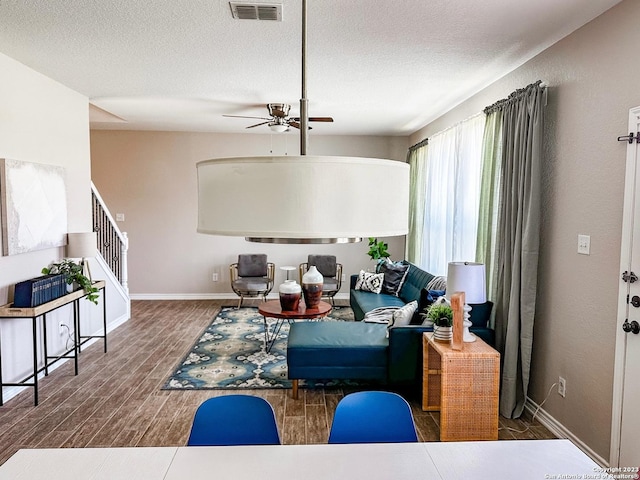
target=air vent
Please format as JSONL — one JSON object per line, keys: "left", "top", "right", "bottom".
{"left": 229, "top": 2, "right": 282, "bottom": 21}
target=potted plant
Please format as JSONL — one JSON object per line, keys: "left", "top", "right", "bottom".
{"left": 367, "top": 237, "right": 390, "bottom": 271}
{"left": 422, "top": 302, "right": 453, "bottom": 342}
{"left": 42, "top": 259, "right": 99, "bottom": 304}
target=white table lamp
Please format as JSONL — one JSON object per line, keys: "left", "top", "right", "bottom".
{"left": 446, "top": 262, "right": 487, "bottom": 342}
{"left": 67, "top": 232, "right": 97, "bottom": 282}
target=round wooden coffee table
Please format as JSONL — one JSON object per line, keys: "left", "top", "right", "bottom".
{"left": 258, "top": 300, "right": 332, "bottom": 353}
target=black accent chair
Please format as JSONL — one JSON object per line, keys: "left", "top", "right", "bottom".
{"left": 299, "top": 254, "right": 342, "bottom": 306}
{"left": 230, "top": 254, "right": 275, "bottom": 308}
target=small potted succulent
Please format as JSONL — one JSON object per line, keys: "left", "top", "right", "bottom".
{"left": 422, "top": 301, "right": 453, "bottom": 342}
{"left": 42, "top": 259, "right": 99, "bottom": 304}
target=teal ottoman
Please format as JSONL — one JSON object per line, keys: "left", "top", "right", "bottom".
{"left": 287, "top": 321, "right": 389, "bottom": 399}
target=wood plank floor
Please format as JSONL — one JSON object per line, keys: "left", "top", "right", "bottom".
{"left": 0, "top": 299, "right": 555, "bottom": 464}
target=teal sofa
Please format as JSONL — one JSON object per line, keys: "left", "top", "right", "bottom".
{"left": 349, "top": 261, "right": 434, "bottom": 321}
{"left": 286, "top": 262, "right": 495, "bottom": 393}
{"left": 348, "top": 261, "right": 495, "bottom": 387}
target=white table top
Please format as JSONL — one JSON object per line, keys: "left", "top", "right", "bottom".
{"left": 0, "top": 440, "right": 600, "bottom": 480}
{"left": 424, "top": 439, "right": 603, "bottom": 480}
{"left": 0, "top": 447, "right": 177, "bottom": 480}
{"left": 165, "top": 442, "right": 439, "bottom": 480}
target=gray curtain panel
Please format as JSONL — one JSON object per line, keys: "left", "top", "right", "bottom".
{"left": 484, "top": 81, "right": 545, "bottom": 418}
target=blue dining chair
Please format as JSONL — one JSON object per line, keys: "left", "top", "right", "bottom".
{"left": 187, "top": 395, "right": 281, "bottom": 446}
{"left": 328, "top": 391, "right": 419, "bottom": 444}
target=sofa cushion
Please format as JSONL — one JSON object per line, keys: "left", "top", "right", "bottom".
{"left": 351, "top": 290, "right": 406, "bottom": 321}
{"left": 287, "top": 321, "right": 388, "bottom": 381}
{"left": 355, "top": 270, "right": 384, "bottom": 294}
{"left": 398, "top": 262, "right": 436, "bottom": 304}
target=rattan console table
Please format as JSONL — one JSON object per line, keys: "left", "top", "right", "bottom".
{"left": 0, "top": 280, "right": 106, "bottom": 406}
{"left": 422, "top": 332, "right": 500, "bottom": 441}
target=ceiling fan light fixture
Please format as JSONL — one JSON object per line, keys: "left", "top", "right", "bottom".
{"left": 269, "top": 123, "right": 289, "bottom": 133}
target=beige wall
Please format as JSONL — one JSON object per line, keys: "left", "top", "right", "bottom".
{"left": 411, "top": 0, "right": 639, "bottom": 462}
{"left": 90, "top": 131, "right": 409, "bottom": 297}
{"left": 0, "top": 52, "right": 92, "bottom": 383}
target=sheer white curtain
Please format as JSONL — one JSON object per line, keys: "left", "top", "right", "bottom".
{"left": 420, "top": 113, "right": 486, "bottom": 275}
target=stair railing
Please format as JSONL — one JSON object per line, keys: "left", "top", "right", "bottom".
{"left": 91, "top": 182, "right": 129, "bottom": 293}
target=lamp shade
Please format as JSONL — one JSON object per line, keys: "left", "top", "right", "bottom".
{"left": 196, "top": 156, "right": 409, "bottom": 243}
{"left": 446, "top": 262, "right": 486, "bottom": 304}
{"left": 67, "top": 232, "right": 97, "bottom": 258}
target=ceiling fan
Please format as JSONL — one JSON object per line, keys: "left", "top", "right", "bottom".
{"left": 223, "top": 103, "right": 333, "bottom": 132}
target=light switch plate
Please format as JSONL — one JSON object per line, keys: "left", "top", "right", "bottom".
{"left": 578, "top": 234, "right": 590, "bottom": 255}
{"left": 116, "top": 213, "right": 125, "bottom": 222}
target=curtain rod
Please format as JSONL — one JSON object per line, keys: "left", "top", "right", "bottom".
{"left": 408, "top": 137, "right": 429, "bottom": 152}
{"left": 483, "top": 80, "right": 547, "bottom": 114}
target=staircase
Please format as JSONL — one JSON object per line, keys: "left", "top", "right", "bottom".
{"left": 91, "top": 182, "right": 130, "bottom": 318}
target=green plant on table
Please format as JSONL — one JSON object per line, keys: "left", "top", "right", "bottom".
{"left": 422, "top": 303, "right": 453, "bottom": 327}
{"left": 42, "top": 259, "right": 99, "bottom": 304}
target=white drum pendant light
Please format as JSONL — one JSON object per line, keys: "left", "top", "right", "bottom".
{"left": 197, "top": 0, "right": 409, "bottom": 244}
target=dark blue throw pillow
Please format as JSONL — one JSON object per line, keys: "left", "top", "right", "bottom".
{"left": 412, "top": 288, "right": 446, "bottom": 324}
{"left": 378, "top": 260, "right": 410, "bottom": 296}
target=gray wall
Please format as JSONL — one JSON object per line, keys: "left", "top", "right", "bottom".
{"left": 90, "top": 130, "right": 409, "bottom": 297}
{"left": 411, "top": 0, "right": 639, "bottom": 462}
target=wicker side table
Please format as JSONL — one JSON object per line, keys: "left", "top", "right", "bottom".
{"left": 422, "top": 332, "right": 500, "bottom": 441}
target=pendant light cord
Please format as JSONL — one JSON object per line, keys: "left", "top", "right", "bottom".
{"left": 300, "top": 0, "right": 308, "bottom": 155}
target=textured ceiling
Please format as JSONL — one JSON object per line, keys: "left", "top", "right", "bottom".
{"left": 0, "top": 0, "right": 622, "bottom": 136}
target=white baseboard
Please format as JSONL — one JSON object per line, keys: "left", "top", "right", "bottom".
{"left": 0, "top": 312, "right": 130, "bottom": 405}
{"left": 130, "top": 292, "right": 351, "bottom": 301}
{"left": 525, "top": 396, "right": 609, "bottom": 467}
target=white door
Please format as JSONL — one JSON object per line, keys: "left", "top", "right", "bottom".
{"left": 613, "top": 106, "right": 640, "bottom": 468}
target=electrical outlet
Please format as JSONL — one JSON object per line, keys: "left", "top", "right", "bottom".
{"left": 341, "top": 274, "right": 346, "bottom": 282}
{"left": 58, "top": 321, "right": 66, "bottom": 336}
{"left": 558, "top": 376, "right": 566, "bottom": 397}
{"left": 212, "top": 273, "right": 219, "bottom": 282}
{"left": 577, "top": 234, "right": 590, "bottom": 255}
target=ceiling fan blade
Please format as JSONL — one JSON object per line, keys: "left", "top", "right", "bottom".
{"left": 223, "top": 114, "right": 271, "bottom": 120}
{"left": 308, "top": 117, "right": 334, "bottom": 122}
{"left": 291, "top": 117, "right": 334, "bottom": 123}
{"left": 288, "top": 121, "right": 312, "bottom": 130}
{"left": 246, "top": 121, "right": 271, "bottom": 129}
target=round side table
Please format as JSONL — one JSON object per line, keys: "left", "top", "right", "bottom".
{"left": 280, "top": 266, "right": 296, "bottom": 281}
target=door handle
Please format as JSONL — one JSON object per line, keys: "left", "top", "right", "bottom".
{"left": 631, "top": 296, "right": 640, "bottom": 308}
{"left": 622, "top": 319, "right": 640, "bottom": 334}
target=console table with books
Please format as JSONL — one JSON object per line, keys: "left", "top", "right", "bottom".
{"left": 0, "top": 280, "right": 107, "bottom": 406}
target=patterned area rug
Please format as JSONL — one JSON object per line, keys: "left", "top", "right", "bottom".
{"left": 162, "top": 306, "right": 355, "bottom": 390}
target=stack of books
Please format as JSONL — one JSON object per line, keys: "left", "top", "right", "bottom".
{"left": 13, "top": 274, "right": 69, "bottom": 308}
